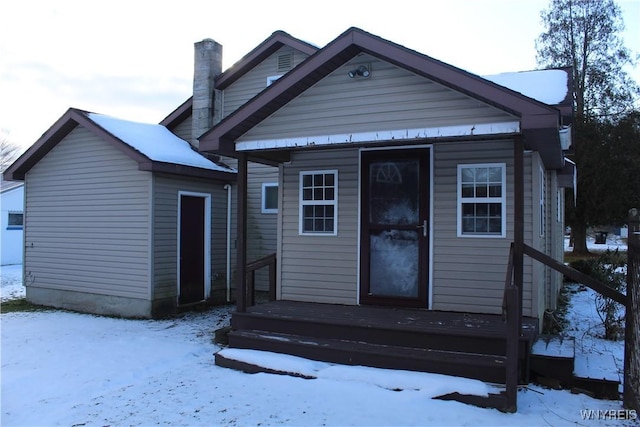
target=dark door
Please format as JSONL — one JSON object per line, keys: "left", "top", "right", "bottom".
{"left": 360, "top": 149, "right": 430, "bottom": 307}
{"left": 179, "top": 195, "right": 205, "bottom": 305}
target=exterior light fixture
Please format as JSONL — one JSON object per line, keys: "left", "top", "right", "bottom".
{"left": 348, "top": 65, "right": 370, "bottom": 78}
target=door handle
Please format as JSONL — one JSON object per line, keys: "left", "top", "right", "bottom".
{"left": 416, "top": 219, "right": 428, "bottom": 237}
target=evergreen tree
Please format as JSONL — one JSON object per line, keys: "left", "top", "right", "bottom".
{"left": 536, "top": 0, "right": 639, "bottom": 253}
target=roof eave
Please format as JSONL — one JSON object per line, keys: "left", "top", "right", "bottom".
{"left": 138, "top": 161, "right": 237, "bottom": 181}
{"left": 200, "top": 27, "right": 564, "bottom": 167}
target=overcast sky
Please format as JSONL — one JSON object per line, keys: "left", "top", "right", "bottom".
{"left": 1, "top": 0, "right": 638, "bottom": 152}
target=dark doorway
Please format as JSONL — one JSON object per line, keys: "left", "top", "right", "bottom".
{"left": 360, "top": 149, "right": 430, "bottom": 307}
{"left": 179, "top": 195, "right": 206, "bottom": 305}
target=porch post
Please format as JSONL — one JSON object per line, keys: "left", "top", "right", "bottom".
{"left": 236, "top": 152, "right": 248, "bottom": 312}
{"left": 624, "top": 208, "right": 640, "bottom": 411}
{"left": 513, "top": 135, "right": 525, "bottom": 330}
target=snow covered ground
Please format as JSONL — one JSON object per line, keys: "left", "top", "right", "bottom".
{"left": 1, "top": 263, "right": 637, "bottom": 426}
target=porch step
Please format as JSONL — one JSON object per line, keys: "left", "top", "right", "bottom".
{"left": 231, "top": 305, "right": 534, "bottom": 358}
{"left": 227, "top": 329, "right": 509, "bottom": 383}
{"left": 529, "top": 335, "right": 620, "bottom": 399}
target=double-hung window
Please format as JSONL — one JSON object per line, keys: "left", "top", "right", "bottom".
{"left": 457, "top": 163, "right": 506, "bottom": 237}
{"left": 299, "top": 170, "right": 338, "bottom": 235}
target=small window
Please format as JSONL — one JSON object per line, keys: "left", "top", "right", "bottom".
{"left": 262, "top": 183, "right": 278, "bottom": 214}
{"left": 557, "top": 190, "right": 562, "bottom": 223}
{"left": 266, "top": 75, "right": 282, "bottom": 86}
{"left": 7, "top": 212, "right": 23, "bottom": 229}
{"left": 457, "top": 164, "right": 506, "bottom": 237}
{"left": 299, "top": 170, "right": 338, "bottom": 235}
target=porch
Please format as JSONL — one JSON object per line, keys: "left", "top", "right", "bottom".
{"left": 217, "top": 300, "right": 538, "bottom": 386}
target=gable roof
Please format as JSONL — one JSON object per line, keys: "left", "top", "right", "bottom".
{"left": 160, "top": 96, "right": 192, "bottom": 129}
{"left": 3, "top": 108, "right": 236, "bottom": 181}
{"left": 199, "top": 27, "right": 567, "bottom": 169}
{"left": 160, "top": 32, "right": 318, "bottom": 132}
{"left": 215, "top": 31, "right": 318, "bottom": 90}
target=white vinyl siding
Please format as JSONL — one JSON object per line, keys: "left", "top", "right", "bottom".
{"left": 279, "top": 149, "right": 358, "bottom": 304}
{"left": 24, "top": 126, "right": 151, "bottom": 299}
{"left": 222, "top": 46, "right": 311, "bottom": 117}
{"left": 237, "top": 54, "right": 517, "bottom": 146}
{"left": 153, "top": 174, "right": 230, "bottom": 299}
{"left": 431, "top": 140, "right": 534, "bottom": 316}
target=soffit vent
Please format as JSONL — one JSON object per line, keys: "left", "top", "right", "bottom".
{"left": 277, "top": 53, "right": 293, "bottom": 72}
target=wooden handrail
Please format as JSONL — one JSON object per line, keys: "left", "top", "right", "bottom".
{"left": 522, "top": 244, "right": 626, "bottom": 305}
{"left": 246, "top": 253, "right": 276, "bottom": 271}
{"left": 245, "top": 252, "right": 277, "bottom": 306}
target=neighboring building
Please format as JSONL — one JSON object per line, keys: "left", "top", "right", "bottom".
{"left": 3, "top": 109, "right": 236, "bottom": 318}
{"left": 198, "top": 27, "right": 576, "bottom": 407}
{"left": 0, "top": 179, "right": 25, "bottom": 266}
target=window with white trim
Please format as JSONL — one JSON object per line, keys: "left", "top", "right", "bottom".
{"left": 299, "top": 170, "right": 338, "bottom": 235}
{"left": 261, "top": 183, "right": 278, "bottom": 214}
{"left": 457, "top": 163, "right": 506, "bottom": 237}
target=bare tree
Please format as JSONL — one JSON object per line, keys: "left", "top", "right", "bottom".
{"left": 0, "top": 136, "right": 21, "bottom": 174}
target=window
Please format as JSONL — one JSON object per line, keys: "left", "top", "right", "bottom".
{"left": 299, "top": 170, "right": 338, "bottom": 235}
{"left": 266, "top": 75, "right": 282, "bottom": 86}
{"left": 457, "top": 163, "right": 506, "bottom": 237}
{"left": 7, "top": 212, "right": 23, "bottom": 229}
{"left": 262, "top": 183, "right": 278, "bottom": 214}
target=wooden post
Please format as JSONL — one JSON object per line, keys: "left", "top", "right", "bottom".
{"left": 505, "top": 285, "right": 519, "bottom": 413}
{"left": 236, "top": 153, "right": 248, "bottom": 313}
{"left": 513, "top": 136, "right": 525, "bottom": 331}
{"left": 624, "top": 208, "right": 640, "bottom": 411}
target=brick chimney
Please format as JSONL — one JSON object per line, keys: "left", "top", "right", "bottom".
{"left": 192, "top": 38, "right": 222, "bottom": 149}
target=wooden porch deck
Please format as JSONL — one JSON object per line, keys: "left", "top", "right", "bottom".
{"left": 219, "top": 300, "right": 538, "bottom": 386}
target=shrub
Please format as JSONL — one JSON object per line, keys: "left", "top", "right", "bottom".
{"left": 568, "top": 250, "right": 626, "bottom": 340}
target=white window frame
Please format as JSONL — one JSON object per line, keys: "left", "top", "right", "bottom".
{"left": 299, "top": 170, "right": 338, "bottom": 236}
{"left": 457, "top": 163, "right": 506, "bottom": 238}
{"left": 261, "top": 182, "right": 279, "bottom": 214}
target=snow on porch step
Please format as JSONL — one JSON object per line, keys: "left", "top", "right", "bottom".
{"left": 226, "top": 329, "right": 509, "bottom": 383}
{"left": 529, "top": 335, "right": 575, "bottom": 387}
{"left": 573, "top": 349, "right": 621, "bottom": 400}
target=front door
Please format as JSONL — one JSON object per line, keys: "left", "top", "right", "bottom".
{"left": 179, "top": 195, "right": 206, "bottom": 305}
{"left": 360, "top": 149, "right": 430, "bottom": 307}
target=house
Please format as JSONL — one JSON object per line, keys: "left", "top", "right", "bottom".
{"left": 161, "top": 32, "right": 319, "bottom": 294}
{"left": 0, "top": 179, "right": 25, "bottom": 266}
{"left": 196, "top": 27, "right": 576, "bottom": 410}
{"left": 3, "top": 108, "right": 236, "bottom": 318}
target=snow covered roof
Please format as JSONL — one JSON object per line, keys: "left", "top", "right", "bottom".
{"left": 3, "top": 108, "right": 236, "bottom": 181}
{"left": 484, "top": 69, "right": 570, "bottom": 106}
{"left": 86, "top": 112, "right": 234, "bottom": 173}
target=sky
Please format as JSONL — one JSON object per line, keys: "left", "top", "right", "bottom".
{"left": 1, "top": 0, "right": 638, "bottom": 153}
